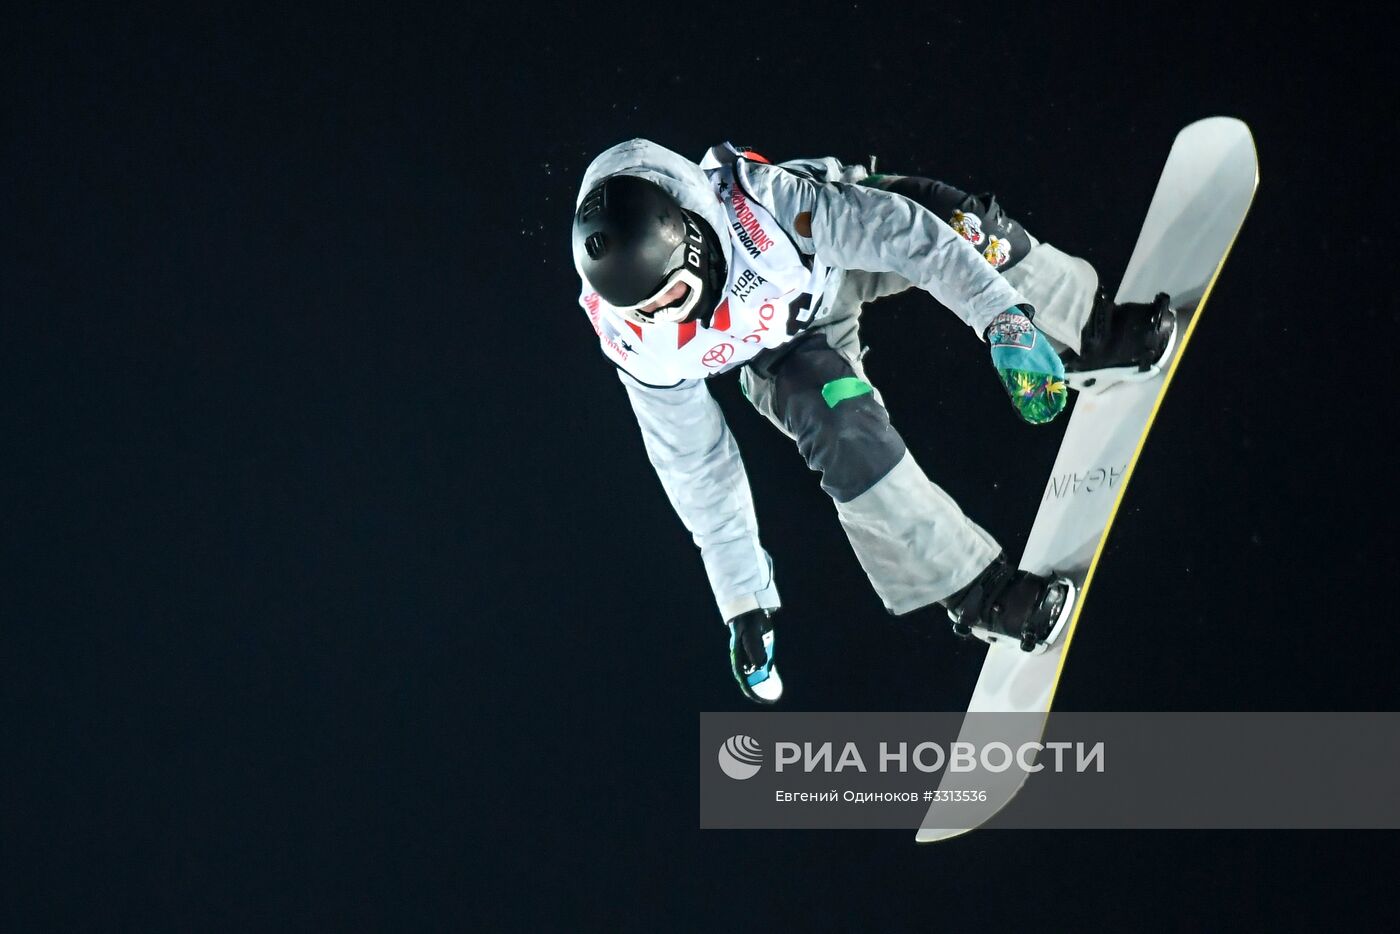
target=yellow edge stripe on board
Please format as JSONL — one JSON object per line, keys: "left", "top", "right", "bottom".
{"left": 1042, "top": 157, "right": 1260, "bottom": 708}
{"left": 919, "top": 142, "right": 1257, "bottom": 844}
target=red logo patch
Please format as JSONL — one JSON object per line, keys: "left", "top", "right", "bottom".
{"left": 702, "top": 343, "right": 735, "bottom": 368}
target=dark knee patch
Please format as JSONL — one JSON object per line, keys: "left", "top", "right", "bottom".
{"left": 769, "top": 339, "right": 905, "bottom": 502}
{"left": 879, "top": 176, "right": 1032, "bottom": 273}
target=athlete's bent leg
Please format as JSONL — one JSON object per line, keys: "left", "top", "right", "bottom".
{"left": 869, "top": 175, "right": 1099, "bottom": 353}
{"left": 742, "top": 330, "right": 999, "bottom": 614}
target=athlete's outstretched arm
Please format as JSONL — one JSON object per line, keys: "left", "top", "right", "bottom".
{"left": 618, "top": 370, "right": 780, "bottom": 621}
{"left": 741, "top": 159, "right": 1032, "bottom": 337}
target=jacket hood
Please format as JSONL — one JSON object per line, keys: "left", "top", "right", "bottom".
{"left": 575, "top": 139, "right": 732, "bottom": 277}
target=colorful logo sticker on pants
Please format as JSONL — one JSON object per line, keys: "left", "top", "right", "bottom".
{"left": 950, "top": 210, "right": 985, "bottom": 246}
{"left": 983, "top": 235, "right": 1013, "bottom": 268}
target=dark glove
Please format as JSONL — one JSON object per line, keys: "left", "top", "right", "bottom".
{"left": 728, "top": 609, "right": 782, "bottom": 704}
{"left": 986, "top": 307, "right": 1068, "bottom": 425}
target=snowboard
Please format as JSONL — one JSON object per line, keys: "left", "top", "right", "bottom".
{"left": 916, "top": 117, "right": 1259, "bottom": 842}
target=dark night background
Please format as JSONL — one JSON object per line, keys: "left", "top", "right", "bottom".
{"left": 4, "top": 4, "right": 1397, "bottom": 931}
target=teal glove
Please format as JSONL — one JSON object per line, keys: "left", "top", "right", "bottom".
{"left": 986, "top": 308, "right": 1068, "bottom": 425}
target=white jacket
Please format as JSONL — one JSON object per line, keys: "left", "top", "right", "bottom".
{"left": 575, "top": 140, "right": 1030, "bottom": 620}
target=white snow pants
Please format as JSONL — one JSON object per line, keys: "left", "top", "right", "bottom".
{"left": 740, "top": 235, "right": 1097, "bottom": 614}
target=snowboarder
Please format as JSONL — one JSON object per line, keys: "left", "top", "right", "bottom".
{"left": 571, "top": 139, "right": 1174, "bottom": 703}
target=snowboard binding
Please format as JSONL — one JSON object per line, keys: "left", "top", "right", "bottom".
{"left": 1063, "top": 290, "right": 1177, "bottom": 392}
{"left": 943, "top": 555, "right": 1077, "bottom": 655}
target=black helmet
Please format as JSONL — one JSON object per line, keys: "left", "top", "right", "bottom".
{"left": 572, "top": 174, "right": 724, "bottom": 326}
